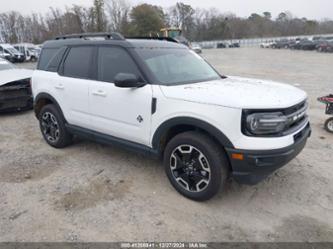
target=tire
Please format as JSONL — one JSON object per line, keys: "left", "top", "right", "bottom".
{"left": 163, "top": 131, "right": 229, "bottom": 201}
{"left": 38, "top": 104, "right": 72, "bottom": 148}
{"left": 324, "top": 117, "right": 333, "bottom": 133}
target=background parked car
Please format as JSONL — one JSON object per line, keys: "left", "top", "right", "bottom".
{"left": 13, "top": 43, "right": 39, "bottom": 62}
{"left": 289, "top": 39, "right": 315, "bottom": 50}
{"left": 0, "top": 48, "right": 12, "bottom": 61}
{"left": 216, "top": 42, "right": 227, "bottom": 48}
{"left": 299, "top": 39, "right": 317, "bottom": 50}
{"left": 273, "top": 39, "right": 294, "bottom": 49}
{"left": 13, "top": 44, "right": 31, "bottom": 62}
{"left": 229, "top": 42, "right": 240, "bottom": 48}
{"left": 260, "top": 42, "right": 274, "bottom": 48}
{"left": 317, "top": 41, "right": 333, "bottom": 53}
{"left": 0, "top": 58, "right": 33, "bottom": 112}
{"left": 0, "top": 44, "right": 24, "bottom": 63}
{"left": 191, "top": 43, "right": 202, "bottom": 54}
{"left": 14, "top": 43, "right": 39, "bottom": 61}
{"left": 316, "top": 39, "right": 333, "bottom": 52}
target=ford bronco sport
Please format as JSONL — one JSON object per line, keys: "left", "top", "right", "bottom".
{"left": 32, "top": 33, "right": 311, "bottom": 201}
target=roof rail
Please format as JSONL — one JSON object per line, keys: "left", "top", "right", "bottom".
{"left": 55, "top": 32, "right": 125, "bottom": 41}
{"left": 126, "top": 36, "right": 179, "bottom": 43}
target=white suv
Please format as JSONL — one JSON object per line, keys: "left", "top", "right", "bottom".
{"left": 32, "top": 33, "right": 311, "bottom": 201}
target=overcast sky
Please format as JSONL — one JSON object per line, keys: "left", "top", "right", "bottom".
{"left": 2, "top": 0, "right": 332, "bottom": 20}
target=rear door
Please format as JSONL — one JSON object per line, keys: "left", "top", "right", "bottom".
{"left": 58, "top": 46, "right": 95, "bottom": 129}
{"left": 89, "top": 46, "right": 153, "bottom": 146}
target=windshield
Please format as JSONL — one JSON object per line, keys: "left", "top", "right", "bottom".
{"left": 135, "top": 48, "right": 220, "bottom": 85}
{"left": 0, "top": 60, "right": 16, "bottom": 70}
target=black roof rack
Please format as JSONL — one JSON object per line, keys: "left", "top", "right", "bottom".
{"left": 55, "top": 32, "right": 125, "bottom": 40}
{"left": 126, "top": 36, "right": 179, "bottom": 43}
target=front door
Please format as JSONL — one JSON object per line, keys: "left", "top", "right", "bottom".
{"left": 89, "top": 46, "right": 153, "bottom": 146}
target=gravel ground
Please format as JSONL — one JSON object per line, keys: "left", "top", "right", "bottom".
{"left": 0, "top": 48, "right": 332, "bottom": 242}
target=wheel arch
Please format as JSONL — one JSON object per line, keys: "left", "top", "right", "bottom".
{"left": 152, "top": 117, "right": 234, "bottom": 154}
{"left": 34, "top": 93, "right": 66, "bottom": 122}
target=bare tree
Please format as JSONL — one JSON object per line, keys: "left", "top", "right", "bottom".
{"left": 168, "top": 2, "right": 195, "bottom": 36}
{"left": 1, "top": 2, "right": 333, "bottom": 44}
{"left": 105, "top": 0, "right": 130, "bottom": 32}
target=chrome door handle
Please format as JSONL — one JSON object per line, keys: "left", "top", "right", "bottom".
{"left": 92, "top": 90, "right": 107, "bottom": 97}
{"left": 55, "top": 84, "right": 64, "bottom": 90}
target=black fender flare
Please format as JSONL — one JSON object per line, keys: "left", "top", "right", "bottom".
{"left": 152, "top": 117, "right": 234, "bottom": 151}
{"left": 34, "top": 93, "right": 66, "bottom": 122}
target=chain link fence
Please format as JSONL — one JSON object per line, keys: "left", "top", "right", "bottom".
{"left": 198, "top": 34, "right": 333, "bottom": 48}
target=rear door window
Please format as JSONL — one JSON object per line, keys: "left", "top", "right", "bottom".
{"left": 63, "top": 46, "right": 94, "bottom": 79}
{"left": 97, "top": 46, "right": 140, "bottom": 83}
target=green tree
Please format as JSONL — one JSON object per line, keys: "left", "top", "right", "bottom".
{"left": 128, "top": 4, "right": 165, "bottom": 36}
{"left": 249, "top": 13, "right": 262, "bottom": 21}
{"left": 263, "top": 12, "right": 272, "bottom": 19}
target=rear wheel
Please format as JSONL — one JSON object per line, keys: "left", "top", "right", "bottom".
{"left": 39, "top": 104, "right": 72, "bottom": 148}
{"left": 325, "top": 117, "right": 333, "bottom": 133}
{"left": 163, "top": 131, "right": 229, "bottom": 201}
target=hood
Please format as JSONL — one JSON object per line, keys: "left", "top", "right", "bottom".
{"left": 0, "top": 69, "right": 33, "bottom": 86}
{"left": 159, "top": 76, "right": 307, "bottom": 109}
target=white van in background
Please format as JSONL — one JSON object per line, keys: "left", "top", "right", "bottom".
{"left": 13, "top": 43, "right": 39, "bottom": 62}
{"left": 0, "top": 44, "right": 24, "bottom": 63}
{"left": 0, "top": 47, "right": 12, "bottom": 61}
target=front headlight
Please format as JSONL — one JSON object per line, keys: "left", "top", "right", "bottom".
{"left": 245, "top": 112, "right": 287, "bottom": 135}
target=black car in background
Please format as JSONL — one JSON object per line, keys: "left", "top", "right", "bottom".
{"left": 217, "top": 42, "right": 227, "bottom": 48}
{"left": 229, "top": 42, "right": 240, "bottom": 48}
{"left": 273, "top": 39, "right": 294, "bottom": 49}
{"left": 290, "top": 39, "right": 316, "bottom": 50}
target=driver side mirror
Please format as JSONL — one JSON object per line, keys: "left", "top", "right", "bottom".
{"left": 114, "top": 73, "right": 146, "bottom": 88}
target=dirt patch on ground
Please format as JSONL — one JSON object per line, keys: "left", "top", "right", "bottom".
{"left": 272, "top": 215, "right": 333, "bottom": 242}
{"left": 53, "top": 176, "right": 131, "bottom": 211}
{"left": 0, "top": 154, "right": 61, "bottom": 183}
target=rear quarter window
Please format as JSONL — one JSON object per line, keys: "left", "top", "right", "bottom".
{"left": 37, "top": 48, "right": 59, "bottom": 70}
{"left": 45, "top": 47, "right": 67, "bottom": 72}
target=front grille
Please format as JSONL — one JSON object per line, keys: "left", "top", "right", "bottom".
{"left": 281, "top": 100, "right": 308, "bottom": 136}
{"left": 0, "top": 79, "right": 32, "bottom": 100}
{"left": 294, "top": 123, "right": 310, "bottom": 143}
{"left": 282, "top": 101, "right": 307, "bottom": 116}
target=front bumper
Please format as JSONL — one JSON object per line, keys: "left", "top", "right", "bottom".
{"left": 12, "top": 55, "right": 24, "bottom": 63}
{"left": 0, "top": 96, "right": 33, "bottom": 112}
{"left": 225, "top": 123, "right": 311, "bottom": 185}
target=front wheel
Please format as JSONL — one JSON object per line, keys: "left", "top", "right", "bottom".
{"left": 325, "top": 117, "right": 333, "bottom": 133}
{"left": 163, "top": 132, "right": 229, "bottom": 201}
